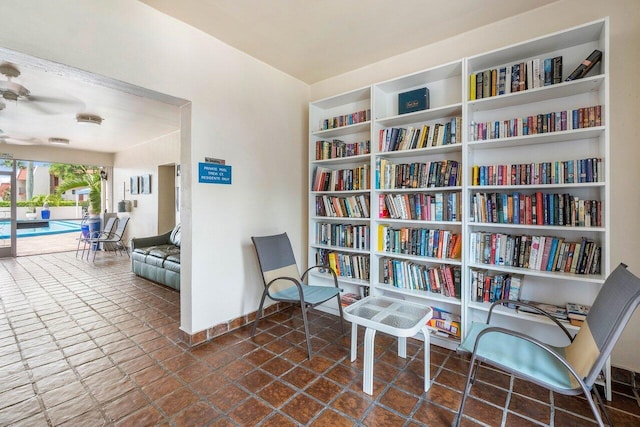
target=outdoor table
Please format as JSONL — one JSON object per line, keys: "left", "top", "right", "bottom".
{"left": 343, "top": 295, "right": 433, "bottom": 395}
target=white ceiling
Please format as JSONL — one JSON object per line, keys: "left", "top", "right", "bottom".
{"left": 140, "top": 0, "right": 559, "bottom": 84}
{"left": 1, "top": 0, "right": 558, "bottom": 154}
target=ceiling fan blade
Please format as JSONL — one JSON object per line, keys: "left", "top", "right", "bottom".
{"left": 1, "top": 136, "right": 43, "bottom": 145}
{"left": 19, "top": 100, "right": 58, "bottom": 115}
{"left": 27, "top": 95, "right": 84, "bottom": 106}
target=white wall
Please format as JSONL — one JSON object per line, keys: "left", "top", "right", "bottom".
{"left": 113, "top": 131, "right": 180, "bottom": 242}
{"left": 0, "top": 0, "right": 309, "bottom": 335}
{"left": 310, "top": 0, "right": 640, "bottom": 371}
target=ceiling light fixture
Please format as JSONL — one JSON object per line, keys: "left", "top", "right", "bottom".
{"left": 76, "top": 113, "right": 103, "bottom": 125}
{"left": 49, "top": 137, "right": 70, "bottom": 145}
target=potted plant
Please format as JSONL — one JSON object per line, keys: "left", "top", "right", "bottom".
{"left": 25, "top": 200, "right": 37, "bottom": 220}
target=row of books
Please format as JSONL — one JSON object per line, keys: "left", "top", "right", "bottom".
{"left": 470, "top": 269, "right": 522, "bottom": 306}
{"left": 469, "top": 105, "right": 602, "bottom": 141}
{"left": 471, "top": 157, "right": 603, "bottom": 186}
{"left": 380, "top": 258, "right": 461, "bottom": 298}
{"left": 315, "top": 195, "right": 370, "bottom": 219}
{"left": 471, "top": 192, "right": 602, "bottom": 227}
{"left": 470, "top": 56, "right": 562, "bottom": 100}
{"left": 377, "top": 159, "right": 461, "bottom": 189}
{"left": 379, "top": 192, "right": 461, "bottom": 222}
{"left": 378, "top": 117, "right": 462, "bottom": 151}
{"left": 514, "top": 301, "right": 590, "bottom": 326}
{"left": 377, "top": 225, "right": 462, "bottom": 260}
{"left": 312, "top": 165, "right": 371, "bottom": 192}
{"left": 427, "top": 307, "right": 461, "bottom": 338}
{"left": 315, "top": 139, "right": 370, "bottom": 161}
{"left": 317, "top": 249, "right": 370, "bottom": 280}
{"left": 470, "top": 232, "right": 601, "bottom": 275}
{"left": 315, "top": 223, "right": 370, "bottom": 250}
{"left": 319, "top": 109, "right": 371, "bottom": 131}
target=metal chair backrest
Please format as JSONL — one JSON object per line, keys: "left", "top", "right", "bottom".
{"left": 566, "top": 263, "right": 640, "bottom": 387}
{"left": 252, "top": 233, "right": 301, "bottom": 294}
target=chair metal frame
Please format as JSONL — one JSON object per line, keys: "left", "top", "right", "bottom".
{"left": 87, "top": 216, "right": 130, "bottom": 262}
{"left": 455, "top": 263, "right": 640, "bottom": 427}
{"left": 77, "top": 215, "right": 118, "bottom": 260}
{"left": 251, "top": 233, "right": 345, "bottom": 359}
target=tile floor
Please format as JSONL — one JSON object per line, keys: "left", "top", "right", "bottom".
{"left": 1, "top": 252, "right": 639, "bottom": 426}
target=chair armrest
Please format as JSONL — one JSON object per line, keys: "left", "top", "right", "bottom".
{"left": 131, "top": 230, "right": 173, "bottom": 250}
{"left": 488, "top": 299, "right": 573, "bottom": 342}
{"left": 301, "top": 264, "right": 339, "bottom": 288}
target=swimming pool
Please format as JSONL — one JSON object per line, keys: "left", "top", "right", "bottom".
{"left": 0, "top": 220, "right": 83, "bottom": 239}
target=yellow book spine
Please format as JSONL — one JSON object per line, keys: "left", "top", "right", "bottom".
{"left": 469, "top": 74, "right": 476, "bottom": 100}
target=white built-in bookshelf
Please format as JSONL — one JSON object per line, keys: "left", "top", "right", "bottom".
{"left": 308, "top": 18, "right": 609, "bottom": 383}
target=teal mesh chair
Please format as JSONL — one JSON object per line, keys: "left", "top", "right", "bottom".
{"left": 455, "top": 263, "right": 640, "bottom": 426}
{"left": 251, "top": 233, "right": 344, "bottom": 359}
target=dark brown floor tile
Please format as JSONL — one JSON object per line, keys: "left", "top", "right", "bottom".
{"left": 190, "top": 372, "right": 230, "bottom": 396}
{"left": 208, "top": 383, "right": 249, "bottom": 413}
{"left": 156, "top": 387, "right": 200, "bottom": 416}
{"left": 476, "top": 365, "right": 511, "bottom": 389}
{"left": 469, "top": 379, "right": 508, "bottom": 407}
{"left": 331, "top": 390, "right": 372, "bottom": 419}
{"left": 444, "top": 355, "right": 471, "bottom": 375}
{"left": 435, "top": 367, "right": 467, "bottom": 392}
{"left": 163, "top": 352, "right": 198, "bottom": 372}
{"left": 282, "top": 345, "right": 310, "bottom": 363}
{"left": 132, "top": 364, "right": 167, "bottom": 387}
{"left": 553, "top": 392, "right": 595, "bottom": 419}
{"left": 363, "top": 404, "right": 407, "bottom": 426}
{"left": 513, "top": 377, "right": 551, "bottom": 403}
{"left": 282, "top": 366, "right": 318, "bottom": 389}
{"left": 236, "top": 369, "right": 273, "bottom": 393}
{"left": 606, "top": 390, "right": 640, "bottom": 415}
{"left": 305, "top": 377, "right": 343, "bottom": 403}
{"left": 228, "top": 396, "right": 272, "bottom": 425}
{"left": 244, "top": 347, "right": 275, "bottom": 367}
{"left": 459, "top": 396, "right": 503, "bottom": 426}
{"left": 505, "top": 411, "right": 544, "bottom": 427}
{"left": 120, "top": 354, "right": 155, "bottom": 375}
{"left": 143, "top": 375, "right": 183, "bottom": 401}
{"left": 173, "top": 360, "right": 210, "bottom": 383}
{"left": 172, "top": 401, "right": 219, "bottom": 427}
{"left": 310, "top": 408, "right": 353, "bottom": 426}
{"left": 325, "top": 363, "right": 360, "bottom": 386}
{"left": 413, "top": 400, "right": 457, "bottom": 426}
{"left": 380, "top": 386, "right": 419, "bottom": 416}
{"left": 394, "top": 369, "right": 428, "bottom": 395}
{"left": 202, "top": 349, "right": 235, "bottom": 369}
{"left": 260, "top": 412, "right": 298, "bottom": 427}
{"left": 373, "top": 360, "right": 400, "bottom": 383}
{"left": 221, "top": 358, "right": 253, "bottom": 380}
{"left": 554, "top": 408, "right": 598, "bottom": 426}
{"left": 257, "top": 380, "right": 296, "bottom": 407}
{"left": 282, "top": 393, "right": 324, "bottom": 425}
{"left": 227, "top": 340, "right": 258, "bottom": 357}
{"left": 509, "top": 392, "right": 550, "bottom": 424}
{"left": 261, "top": 356, "right": 294, "bottom": 376}
{"left": 302, "top": 354, "right": 334, "bottom": 374}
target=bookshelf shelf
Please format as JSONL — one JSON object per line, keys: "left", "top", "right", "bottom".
{"left": 308, "top": 20, "right": 609, "bottom": 370}
{"left": 468, "top": 75, "right": 604, "bottom": 112}
{"left": 310, "top": 244, "right": 370, "bottom": 255}
{"left": 467, "top": 301, "right": 580, "bottom": 332}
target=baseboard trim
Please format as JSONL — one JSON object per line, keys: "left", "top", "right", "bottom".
{"left": 178, "top": 302, "right": 290, "bottom": 347}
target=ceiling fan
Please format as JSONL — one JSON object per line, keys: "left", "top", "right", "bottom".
{"left": 0, "top": 62, "right": 82, "bottom": 114}
{"left": 0, "top": 131, "right": 42, "bottom": 145}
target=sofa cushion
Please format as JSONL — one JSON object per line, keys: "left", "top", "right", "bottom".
{"left": 164, "top": 259, "right": 180, "bottom": 273}
{"left": 166, "top": 253, "right": 180, "bottom": 264}
{"left": 148, "top": 245, "right": 180, "bottom": 259}
{"left": 170, "top": 224, "right": 181, "bottom": 247}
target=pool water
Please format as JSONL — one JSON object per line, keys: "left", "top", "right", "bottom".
{"left": 0, "top": 220, "right": 83, "bottom": 239}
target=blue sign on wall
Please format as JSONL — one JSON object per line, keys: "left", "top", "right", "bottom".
{"left": 199, "top": 162, "right": 232, "bottom": 184}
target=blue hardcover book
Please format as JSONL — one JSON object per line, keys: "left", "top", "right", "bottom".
{"left": 513, "top": 192, "right": 520, "bottom": 224}
{"left": 398, "top": 87, "right": 429, "bottom": 115}
{"left": 547, "top": 238, "right": 559, "bottom": 271}
{"left": 544, "top": 58, "right": 553, "bottom": 85}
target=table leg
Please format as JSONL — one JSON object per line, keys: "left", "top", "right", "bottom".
{"left": 421, "top": 326, "right": 431, "bottom": 392}
{"left": 363, "top": 327, "right": 376, "bottom": 395}
{"left": 398, "top": 336, "right": 407, "bottom": 358}
{"left": 350, "top": 322, "right": 358, "bottom": 362}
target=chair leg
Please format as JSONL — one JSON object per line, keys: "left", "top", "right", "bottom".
{"left": 592, "top": 384, "right": 612, "bottom": 427}
{"left": 251, "top": 291, "right": 268, "bottom": 337}
{"left": 455, "top": 354, "right": 480, "bottom": 427}
{"left": 336, "top": 293, "right": 345, "bottom": 335}
{"left": 300, "top": 303, "right": 313, "bottom": 359}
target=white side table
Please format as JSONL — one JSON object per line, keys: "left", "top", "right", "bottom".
{"left": 343, "top": 295, "right": 433, "bottom": 395}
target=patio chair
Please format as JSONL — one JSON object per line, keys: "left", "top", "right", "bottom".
{"left": 76, "top": 215, "right": 117, "bottom": 260}
{"left": 87, "top": 216, "right": 130, "bottom": 262}
{"left": 251, "top": 232, "right": 345, "bottom": 359}
{"left": 455, "top": 263, "right": 640, "bottom": 427}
